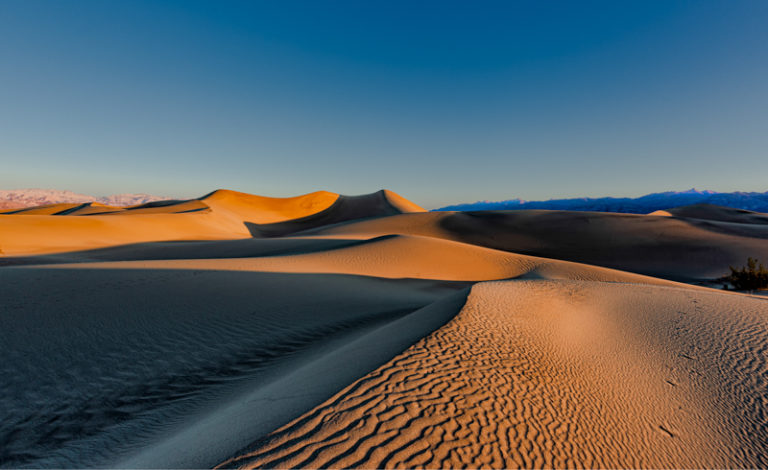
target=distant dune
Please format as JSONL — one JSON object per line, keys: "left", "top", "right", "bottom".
{"left": 2, "top": 188, "right": 767, "bottom": 468}
{"left": 438, "top": 188, "right": 768, "bottom": 214}
{"left": 0, "top": 189, "right": 424, "bottom": 256}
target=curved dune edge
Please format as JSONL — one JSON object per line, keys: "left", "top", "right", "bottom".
{"left": 0, "top": 202, "right": 86, "bottom": 215}
{"left": 41, "top": 234, "right": 700, "bottom": 288}
{"left": 381, "top": 189, "right": 427, "bottom": 213}
{"left": 648, "top": 209, "right": 673, "bottom": 217}
{"left": 112, "top": 288, "right": 470, "bottom": 469}
{"left": 221, "top": 280, "right": 768, "bottom": 469}
{"left": 312, "top": 210, "right": 768, "bottom": 280}
{"left": 0, "top": 189, "right": 422, "bottom": 256}
{"left": 660, "top": 203, "right": 768, "bottom": 224}
{"left": 199, "top": 189, "right": 341, "bottom": 224}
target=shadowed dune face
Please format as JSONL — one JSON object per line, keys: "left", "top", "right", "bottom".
{"left": 3, "top": 189, "right": 768, "bottom": 469}
{"left": 53, "top": 234, "right": 687, "bottom": 287}
{"left": 0, "top": 189, "right": 422, "bottom": 256}
{"left": 0, "top": 267, "right": 467, "bottom": 468}
{"left": 222, "top": 280, "right": 768, "bottom": 469}
{"left": 313, "top": 209, "right": 768, "bottom": 281}
{"left": 244, "top": 190, "right": 425, "bottom": 237}
{"left": 0, "top": 203, "right": 87, "bottom": 215}
{"left": 655, "top": 203, "right": 768, "bottom": 225}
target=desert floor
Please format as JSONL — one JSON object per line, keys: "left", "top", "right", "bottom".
{"left": 1, "top": 190, "right": 767, "bottom": 468}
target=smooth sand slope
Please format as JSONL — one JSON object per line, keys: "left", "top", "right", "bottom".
{"left": 0, "top": 189, "right": 423, "bottom": 256}
{"left": 649, "top": 203, "right": 768, "bottom": 224}
{"left": 43, "top": 234, "right": 689, "bottom": 286}
{"left": 0, "top": 265, "right": 467, "bottom": 468}
{"left": 222, "top": 280, "right": 768, "bottom": 469}
{"left": 312, "top": 207, "right": 768, "bottom": 280}
{"left": 2, "top": 190, "right": 768, "bottom": 469}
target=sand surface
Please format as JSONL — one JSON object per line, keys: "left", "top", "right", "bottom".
{"left": 0, "top": 190, "right": 423, "bottom": 256}
{"left": 2, "top": 190, "right": 767, "bottom": 468}
{"left": 311, "top": 209, "right": 768, "bottom": 280}
{"left": 0, "top": 266, "right": 467, "bottom": 468}
{"left": 222, "top": 280, "right": 768, "bottom": 469}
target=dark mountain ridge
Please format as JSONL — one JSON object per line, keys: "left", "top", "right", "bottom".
{"left": 436, "top": 189, "right": 768, "bottom": 214}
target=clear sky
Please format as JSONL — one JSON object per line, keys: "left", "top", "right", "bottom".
{"left": 1, "top": 0, "right": 766, "bottom": 208}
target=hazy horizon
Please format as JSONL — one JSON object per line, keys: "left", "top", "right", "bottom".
{"left": 2, "top": 0, "right": 767, "bottom": 208}
{"left": 3, "top": 185, "right": 767, "bottom": 211}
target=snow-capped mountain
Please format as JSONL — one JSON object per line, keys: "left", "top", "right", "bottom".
{"left": 436, "top": 189, "right": 768, "bottom": 214}
{"left": 0, "top": 189, "right": 168, "bottom": 210}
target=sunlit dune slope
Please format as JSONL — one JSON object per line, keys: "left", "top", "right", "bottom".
{"left": 199, "top": 189, "right": 340, "bottom": 224}
{"left": 3, "top": 188, "right": 768, "bottom": 469}
{"left": 112, "top": 199, "right": 210, "bottom": 215}
{"left": 61, "top": 234, "right": 689, "bottom": 287}
{"left": 246, "top": 190, "right": 426, "bottom": 237}
{"left": 0, "top": 189, "right": 421, "bottom": 256}
{"left": 63, "top": 202, "right": 125, "bottom": 215}
{"left": 313, "top": 209, "right": 768, "bottom": 280}
{"left": 0, "top": 212, "right": 251, "bottom": 256}
{"left": 223, "top": 280, "right": 768, "bottom": 469}
{"left": 0, "top": 203, "right": 87, "bottom": 215}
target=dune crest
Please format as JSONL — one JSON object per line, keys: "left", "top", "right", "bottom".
{"left": 658, "top": 203, "right": 768, "bottom": 224}
{"left": 223, "top": 280, "right": 768, "bottom": 469}
{"left": 381, "top": 189, "right": 427, "bottom": 213}
{"left": 199, "top": 189, "right": 340, "bottom": 224}
{"left": 3, "top": 188, "right": 768, "bottom": 468}
{"left": 0, "top": 189, "right": 423, "bottom": 256}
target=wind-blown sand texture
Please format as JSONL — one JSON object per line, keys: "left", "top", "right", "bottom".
{"left": 222, "top": 281, "right": 768, "bottom": 469}
{"left": 1, "top": 189, "right": 767, "bottom": 468}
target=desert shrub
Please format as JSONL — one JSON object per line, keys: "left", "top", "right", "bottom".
{"left": 727, "top": 257, "right": 768, "bottom": 291}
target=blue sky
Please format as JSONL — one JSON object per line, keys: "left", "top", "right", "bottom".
{"left": 1, "top": 0, "right": 766, "bottom": 208}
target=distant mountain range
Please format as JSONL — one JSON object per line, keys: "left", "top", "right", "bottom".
{"left": 0, "top": 189, "right": 168, "bottom": 210}
{"left": 436, "top": 189, "right": 768, "bottom": 214}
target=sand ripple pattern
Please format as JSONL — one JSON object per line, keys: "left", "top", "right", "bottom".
{"left": 224, "top": 280, "right": 768, "bottom": 469}
{"left": 0, "top": 268, "right": 459, "bottom": 468}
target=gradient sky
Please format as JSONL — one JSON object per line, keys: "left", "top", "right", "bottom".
{"left": 1, "top": 0, "right": 767, "bottom": 208}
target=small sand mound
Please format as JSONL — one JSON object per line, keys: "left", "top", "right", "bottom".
{"left": 648, "top": 209, "right": 673, "bottom": 216}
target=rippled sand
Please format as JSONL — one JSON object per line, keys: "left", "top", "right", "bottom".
{"left": 2, "top": 189, "right": 767, "bottom": 468}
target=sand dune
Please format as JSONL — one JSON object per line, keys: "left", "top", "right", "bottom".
{"left": 313, "top": 209, "right": 768, "bottom": 280}
{"left": 0, "top": 202, "right": 88, "bottom": 215}
{"left": 2, "top": 188, "right": 767, "bottom": 469}
{"left": 245, "top": 190, "right": 426, "bottom": 237}
{"left": 222, "top": 280, "right": 768, "bottom": 469}
{"left": 0, "top": 265, "right": 468, "bottom": 468}
{"left": 651, "top": 203, "right": 768, "bottom": 224}
{"left": 198, "top": 189, "right": 340, "bottom": 224}
{"left": 0, "top": 211, "right": 251, "bottom": 256}
{"left": 45, "top": 234, "right": 689, "bottom": 287}
{"left": 0, "top": 189, "right": 421, "bottom": 256}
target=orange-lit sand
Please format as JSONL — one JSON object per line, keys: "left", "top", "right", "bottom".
{"left": 222, "top": 280, "right": 768, "bottom": 468}
{"left": 1, "top": 190, "right": 767, "bottom": 468}
{"left": 0, "top": 189, "right": 423, "bottom": 256}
